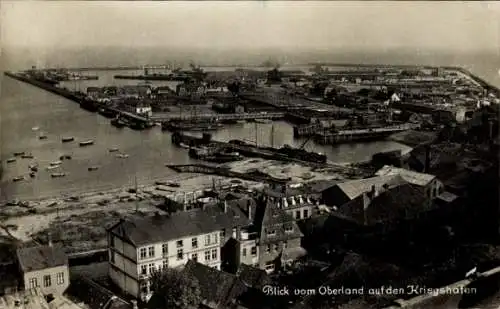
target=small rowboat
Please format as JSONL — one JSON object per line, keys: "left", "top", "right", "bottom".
{"left": 62, "top": 137, "right": 75, "bottom": 143}
{"left": 51, "top": 173, "right": 66, "bottom": 178}
{"left": 79, "top": 140, "right": 94, "bottom": 147}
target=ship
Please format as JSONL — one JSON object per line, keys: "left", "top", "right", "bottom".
{"left": 161, "top": 121, "right": 223, "bottom": 132}
{"left": 98, "top": 107, "right": 117, "bottom": 118}
{"left": 79, "top": 140, "right": 95, "bottom": 147}
{"left": 80, "top": 99, "right": 99, "bottom": 112}
{"left": 276, "top": 144, "right": 327, "bottom": 164}
{"left": 111, "top": 118, "right": 127, "bottom": 128}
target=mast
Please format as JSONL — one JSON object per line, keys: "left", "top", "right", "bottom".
{"left": 255, "top": 122, "right": 258, "bottom": 147}
{"left": 135, "top": 175, "right": 139, "bottom": 212}
{"left": 270, "top": 124, "right": 275, "bottom": 148}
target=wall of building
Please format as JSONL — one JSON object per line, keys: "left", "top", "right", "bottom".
{"left": 284, "top": 205, "right": 314, "bottom": 221}
{"left": 258, "top": 237, "right": 302, "bottom": 271}
{"left": 238, "top": 239, "right": 259, "bottom": 267}
{"left": 23, "top": 265, "right": 69, "bottom": 296}
{"left": 109, "top": 265, "right": 139, "bottom": 298}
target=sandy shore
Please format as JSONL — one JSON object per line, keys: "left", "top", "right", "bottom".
{"left": 0, "top": 159, "right": 344, "bottom": 250}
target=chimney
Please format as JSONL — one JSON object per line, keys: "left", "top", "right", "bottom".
{"left": 131, "top": 300, "right": 138, "bottom": 309}
{"left": 424, "top": 145, "right": 430, "bottom": 173}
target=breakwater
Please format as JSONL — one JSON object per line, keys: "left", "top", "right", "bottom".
{"left": 4, "top": 71, "right": 85, "bottom": 103}
{"left": 114, "top": 74, "right": 187, "bottom": 81}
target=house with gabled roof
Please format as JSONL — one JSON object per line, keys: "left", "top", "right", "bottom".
{"left": 254, "top": 198, "right": 305, "bottom": 273}
{"left": 106, "top": 203, "right": 251, "bottom": 301}
{"left": 321, "top": 175, "right": 408, "bottom": 208}
{"left": 16, "top": 244, "right": 69, "bottom": 296}
{"left": 375, "top": 165, "right": 444, "bottom": 205}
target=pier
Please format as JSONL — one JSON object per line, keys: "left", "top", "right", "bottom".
{"left": 314, "top": 123, "right": 419, "bottom": 145}
{"left": 151, "top": 111, "right": 284, "bottom": 122}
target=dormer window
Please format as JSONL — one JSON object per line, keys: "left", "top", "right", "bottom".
{"left": 285, "top": 225, "right": 293, "bottom": 233}
{"left": 267, "top": 229, "right": 276, "bottom": 236}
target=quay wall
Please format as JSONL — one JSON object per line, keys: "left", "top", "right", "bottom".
{"left": 314, "top": 124, "right": 418, "bottom": 145}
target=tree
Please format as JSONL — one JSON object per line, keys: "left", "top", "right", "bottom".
{"left": 148, "top": 268, "right": 202, "bottom": 309}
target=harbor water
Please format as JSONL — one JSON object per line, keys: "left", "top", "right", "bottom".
{"left": 0, "top": 69, "right": 415, "bottom": 202}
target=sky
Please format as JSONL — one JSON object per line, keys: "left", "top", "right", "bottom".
{"left": 1, "top": 1, "right": 499, "bottom": 53}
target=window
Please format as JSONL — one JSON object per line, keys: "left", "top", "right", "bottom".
{"left": 162, "top": 244, "right": 168, "bottom": 256}
{"left": 140, "top": 248, "right": 147, "bottom": 259}
{"left": 141, "top": 265, "right": 147, "bottom": 275}
{"left": 242, "top": 248, "right": 247, "bottom": 257}
{"left": 162, "top": 259, "right": 168, "bottom": 269}
{"left": 285, "top": 225, "right": 293, "bottom": 233}
{"left": 140, "top": 281, "right": 148, "bottom": 294}
{"left": 205, "top": 250, "right": 211, "bottom": 261}
{"left": 148, "top": 263, "right": 155, "bottom": 274}
{"left": 303, "top": 209, "right": 309, "bottom": 218}
{"left": 192, "top": 237, "right": 198, "bottom": 249}
{"left": 43, "top": 275, "right": 51, "bottom": 287}
{"left": 251, "top": 246, "right": 257, "bottom": 256}
{"left": 266, "top": 245, "right": 271, "bottom": 253}
{"left": 176, "top": 240, "right": 183, "bottom": 248}
{"left": 192, "top": 253, "right": 198, "bottom": 262}
{"left": 295, "top": 210, "right": 301, "bottom": 219}
{"left": 213, "top": 233, "right": 218, "bottom": 243}
{"left": 284, "top": 241, "right": 288, "bottom": 249}
{"left": 177, "top": 249, "right": 183, "bottom": 260}
{"left": 205, "top": 235, "right": 211, "bottom": 246}
{"left": 56, "top": 272, "right": 64, "bottom": 285}
{"left": 211, "top": 249, "right": 217, "bottom": 260}
{"left": 220, "top": 229, "right": 226, "bottom": 240}
{"left": 29, "top": 278, "right": 37, "bottom": 289}
{"left": 148, "top": 246, "right": 155, "bottom": 258}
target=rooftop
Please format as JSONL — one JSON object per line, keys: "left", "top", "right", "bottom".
{"left": 236, "top": 264, "right": 271, "bottom": 289}
{"left": 0, "top": 288, "right": 50, "bottom": 309}
{"left": 108, "top": 203, "right": 250, "bottom": 246}
{"left": 334, "top": 175, "right": 408, "bottom": 200}
{"left": 375, "top": 165, "right": 436, "bottom": 186}
{"left": 16, "top": 244, "right": 68, "bottom": 273}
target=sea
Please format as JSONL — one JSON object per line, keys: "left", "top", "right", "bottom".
{"left": 1, "top": 48, "right": 499, "bottom": 202}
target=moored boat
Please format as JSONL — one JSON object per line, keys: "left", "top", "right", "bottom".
{"left": 39, "top": 134, "right": 48, "bottom": 140}
{"left": 13, "top": 176, "right": 24, "bottom": 182}
{"left": 116, "top": 153, "right": 129, "bottom": 159}
{"left": 62, "top": 137, "right": 75, "bottom": 143}
{"left": 32, "top": 126, "right": 40, "bottom": 131}
{"left": 79, "top": 140, "right": 94, "bottom": 147}
{"left": 21, "top": 154, "right": 34, "bottom": 159}
{"left": 88, "top": 166, "right": 99, "bottom": 171}
{"left": 30, "top": 166, "right": 38, "bottom": 172}
{"left": 109, "top": 148, "right": 119, "bottom": 152}
{"left": 50, "top": 161, "right": 62, "bottom": 166}
{"left": 111, "top": 118, "right": 126, "bottom": 128}
{"left": 59, "top": 155, "right": 72, "bottom": 160}
{"left": 13, "top": 151, "right": 25, "bottom": 156}
{"left": 51, "top": 173, "right": 66, "bottom": 178}
{"left": 6, "top": 158, "right": 16, "bottom": 163}
{"left": 30, "top": 172, "right": 36, "bottom": 178}
{"left": 46, "top": 165, "right": 60, "bottom": 171}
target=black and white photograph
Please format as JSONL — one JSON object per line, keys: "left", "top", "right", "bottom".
{"left": 0, "top": 1, "right": 499, "bottom": 308}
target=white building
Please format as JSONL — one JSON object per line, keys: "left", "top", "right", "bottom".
{"left": 106, "top": 207, "right": 248, "bottom": 301}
